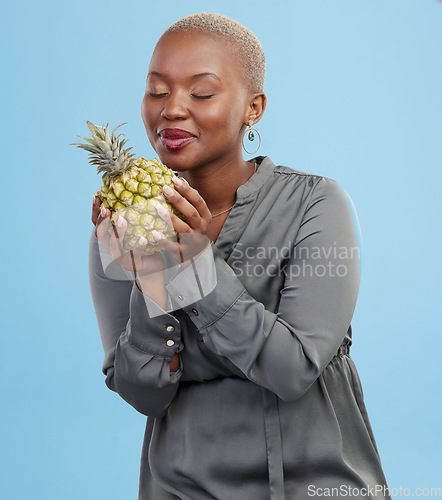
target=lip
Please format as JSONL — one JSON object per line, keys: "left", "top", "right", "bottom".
{"left": 159, "top": 128, "right": 196, "bottom": 139}
{"left": 158, "top": 128, "right": 197, "bottom": 151}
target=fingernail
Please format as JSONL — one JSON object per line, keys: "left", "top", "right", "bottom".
{"left": 152, "top": 230, "right": 162, "bottom": 241}
{"left": 163, "top": 185, "right": 174, "bottom": 196}
{"left": 93, "top": 194, "right": 97, "bottom": 204}
{"left": 171, "top": 176, "right": 183, "bottom": 187}
{"left": 100, "top": 206, "right": 107, "bottom": 218}
{"left": 138, "top": 236, "right": 147, "bottom": 245}
{"left": 181, "top": 177, "right": 189, "bottom": 185}
{"left": 117, "top": 216, "right": 125, "bottom": 228}
{"left": 155, "top": 204, "right": 168, "bottom": 216}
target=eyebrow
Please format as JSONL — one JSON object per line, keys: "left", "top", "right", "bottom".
{"left": 147, "top": 71, "right": 221, "bottom": 81}
{"left": 191, "top": 72, "right": 221, "bottom": 81}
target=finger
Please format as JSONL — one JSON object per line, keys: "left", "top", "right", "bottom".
{"left": 152, "top": 230, "right": 210, "bottom": 266}
{"left": 163, "top": 183, "right": 209, "bottom": 230}
{"left": 108, "top": 215, "right": 130, "bottom": 259}
{"left": 152, "top": 230, "right": 185, "bottom": 263}
{"left": 127, "top": 235, "right": 149, "bottom": 271}
{"left": 155, "top": 204, "right": 191, "bottom": 233}
{"left": 171, "top": 177, "right": 212, "bottom": 221}
{"left": 95, "top": 205, "right": 112, "bottom": 243}
{"left": 92, "top": 194, "right": 102, "bottom": 225}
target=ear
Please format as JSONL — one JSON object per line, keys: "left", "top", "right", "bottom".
{"left": 244, "top": 92, "right": 267, "bottom": 125}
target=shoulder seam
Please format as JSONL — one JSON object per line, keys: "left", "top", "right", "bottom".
{"left": 273, "top": 166, "right": 338, "bottom": 183}
{"left": 274, "top": 169, "right": 324, "bottom": 179}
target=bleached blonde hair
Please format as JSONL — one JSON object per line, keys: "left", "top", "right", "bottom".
{"left": 159, "top": 12, "right": 266, "bottom": 93}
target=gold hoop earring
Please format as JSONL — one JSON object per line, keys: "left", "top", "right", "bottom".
{"left": 242, "top": 120, "right": 261, "bottom": 155}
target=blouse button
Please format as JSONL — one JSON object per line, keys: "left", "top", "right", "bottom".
{"left": 166, "top": 325, "right": 175, "bottom": 332}
{"left": 192, "top": 309, "right": 199, "bottom": 316}
{"left": 166, "top": 340, "right": 175, "bottom": 347}
{"left": 177, "top": 294, "right": 184, "bottom": 301}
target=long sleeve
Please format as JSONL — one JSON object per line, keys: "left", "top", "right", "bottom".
{"left": 164, "top": 176, "right": 361, "bottom": 402}
{"left": 88, "top": 231, "right": 183, "bottom": 417}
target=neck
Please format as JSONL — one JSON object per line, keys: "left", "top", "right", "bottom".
{"left": 180, "top": 157, "right": 256, "bottom": 215}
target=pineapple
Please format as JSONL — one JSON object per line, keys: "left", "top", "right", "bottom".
{"left": 71, "top": 121, "right": 183, "bottom": 255}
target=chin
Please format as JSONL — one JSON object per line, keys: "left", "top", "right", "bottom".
{"left": 155, "top": 153, "right": 190, "bottom": 171}
{"left": 155, "top": 148, "right": 199, "bottom": 171}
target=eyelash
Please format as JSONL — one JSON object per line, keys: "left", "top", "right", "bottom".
{"left": 149, "top": 93, "right": 214, "bottom": 100}
{"left": 192, "top": 94, "right": 214, "bottom": 100}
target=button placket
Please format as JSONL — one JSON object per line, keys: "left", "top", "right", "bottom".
{"left": 165, "top": 324, "right": 177, "bottom": 348}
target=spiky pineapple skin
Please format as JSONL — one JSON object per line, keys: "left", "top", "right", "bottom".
{"left": 99, "top": 157, "right": 181, "bottom": 255}
{"left": 71, "top": 121, "right": 184, "bottom": 256}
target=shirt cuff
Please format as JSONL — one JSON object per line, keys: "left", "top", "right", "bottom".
{"left": 126, "top": 280, "right": 183, "bottom": 358}
{"left": 165, "top": 242, "right": 246, "bottom": 330}
{"left": 165, "top": 241, "right": 217, "bottom": 309}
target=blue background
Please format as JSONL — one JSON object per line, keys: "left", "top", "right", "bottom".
{"left": 2, "top": 0, "right": 441, "bottom": 498}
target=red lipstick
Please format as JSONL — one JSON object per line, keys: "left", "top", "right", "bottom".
{"left": 158, "top": 128, "right": 196, "bottom": 151}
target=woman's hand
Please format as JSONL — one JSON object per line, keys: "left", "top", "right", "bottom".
{"left": 91, "top": 194, "right": 164, "bottom": 278}
{"left": 92, "top": 194, "right": 101, "bottom": 226}
{"left": 154, "top": 177, "right": 213, "bottom": 266}
{"left": 91, "top": 194, "right": 178, "bottom": 372}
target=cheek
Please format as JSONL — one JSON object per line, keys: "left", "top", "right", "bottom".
{"left": 221, "top": 91, "right": 249, "bottom": 129}
{"left": 141, "top": 96, "right": 151, "bottom": 120}
{"left": 141, "top": 97, "right": 148, "bottom": 124}
{"left": 196, "top": 100, "right": 243, "bottom": 134}
{"left": 141, "top": 98, "right": 157, "bottom": 135}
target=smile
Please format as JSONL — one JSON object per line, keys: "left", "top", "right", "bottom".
{"left": 159, "top": 136, "right": 196, "bottom": 151}
{"left": 158, "top": 128, "right": 197, "bottom": 151}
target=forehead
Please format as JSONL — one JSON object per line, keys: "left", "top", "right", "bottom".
{"left": 149, "top": 30, "right": 246, "bottom": 86}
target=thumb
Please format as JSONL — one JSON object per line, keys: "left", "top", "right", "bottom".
{"left": 131, "top": 235, "right": 148, "bottom": 270}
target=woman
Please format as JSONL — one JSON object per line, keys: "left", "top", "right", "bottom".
{"left": 89, "top": 12, "right": 391, "bottom": 500}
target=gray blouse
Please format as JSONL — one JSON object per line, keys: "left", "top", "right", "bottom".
{"left": 89, "top": 156, "right": 391, "bottom": 500}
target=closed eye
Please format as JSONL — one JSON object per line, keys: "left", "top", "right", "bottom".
{"left": 149, "top": 92, "right": 168, "bottom": 98}
{"left": 191, "top": 94, "right": 214, "bottom": 100}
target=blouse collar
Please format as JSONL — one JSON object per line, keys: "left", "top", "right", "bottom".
{"left": 214, "top": 156, "right": 276, "bottom": 259}
{"left": 236, "top": 156, "right": 276, "bottom": 200}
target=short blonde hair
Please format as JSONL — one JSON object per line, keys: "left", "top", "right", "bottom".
{"left": 159, "top": 12, "right": 266, "bottom": 93}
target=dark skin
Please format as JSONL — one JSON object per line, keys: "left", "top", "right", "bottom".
{"left": 92, "top": 30, "right": 267, "bottom": 372}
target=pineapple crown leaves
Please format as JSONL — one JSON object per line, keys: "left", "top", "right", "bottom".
{"left": 70, "top": 120, "right": 137, "bottom": 178}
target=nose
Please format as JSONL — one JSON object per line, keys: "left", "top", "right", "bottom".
{"left": 161, "top": 91, "right": 189, "bottom": 120}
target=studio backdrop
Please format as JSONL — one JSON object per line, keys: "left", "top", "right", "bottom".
{"left": 2, "top": 1, "right": 441, "bottom": 498}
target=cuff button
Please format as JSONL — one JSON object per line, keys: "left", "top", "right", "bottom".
{"left": 192, "top": 309, "right": 199, "bottom": 316}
